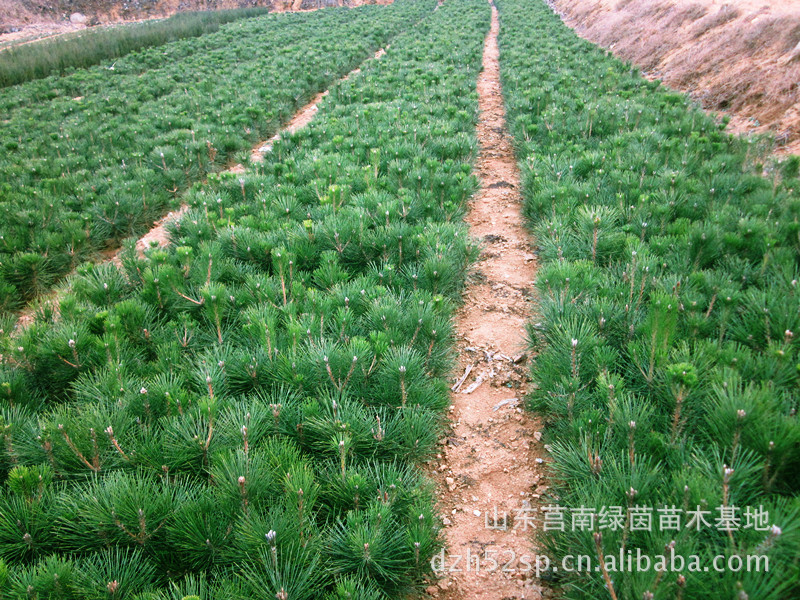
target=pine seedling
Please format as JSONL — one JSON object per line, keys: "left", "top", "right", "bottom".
{"left": 0, "top": 485, "right": 57, "bottom": 563}
{"left": 238, "top": 529, "right": 322, "bottom": 600}
{"left": 391, "top": 406, "right": 440, "bottom": 462}
{"left": 166, "top": 490, "right": 235, "bottom": 571}
{"left": 271, "top": 248, "right": 292, "bottom": 307}
{"left": 325, "top": 575, "right": 386, "bottom": 600}
{"left": 328, "top": 503, "right": 412, "bottom": 593}
{"left": 199, "top": 284, "right": 231, "bottom": 345}
{"left": 72, "top": 263, "right": 131, "bottom": 308}
{"left": 156, "top": 573, "right": 216, "bottom": 600}
{"left": 665, "top": 362, "right": 698, "bottom": 444}
{"left": 0, "top": 367, "right": 40, "bottom": 412}
{"left": 6, "top": 465, "right": 53, "bottom": 503}
{"left": 22, "top": 554, "right": 78, "bottom": 600}
{"left": 61, "top": 471, "right": 189, "bottom": 556}
{"left": 75, "top": 548, "right": 157, "bottom": 600}
{"left": 211, "top": 448, "right": 282, "bottom": 515}
{"left": 576, "top": 205, "right": 619, "bottom": 265}
{"left": 629, "top": 293, "right": 679, "bottom": 386}
{"left": 159, "top": 400, "right": 221, "bottom": 475}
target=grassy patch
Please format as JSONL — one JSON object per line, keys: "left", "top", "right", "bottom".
{"left": 0, "top": 8, "right": 274, "bottom": 88}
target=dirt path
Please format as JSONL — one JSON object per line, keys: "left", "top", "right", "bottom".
{"left": 238, "top": 47, "right": 387, "bottom": 166}
{"left": 427, "top": 4, "right": 550, "bottom": 600}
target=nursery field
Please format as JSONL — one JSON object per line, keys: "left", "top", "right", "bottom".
{"left": 0, "top": 0, "right": 429, "bottom": 312}
{"left": 0, "top": 0, "right": 490, "bottom": 597}
{"left": 499, "top": 0, "right": 800, "bottom": 597}
{"left": 1, "top": 0, "right": 800, "bottom": 598}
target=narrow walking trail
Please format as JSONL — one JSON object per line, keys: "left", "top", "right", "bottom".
{"left": 428, "top": 4, "right": 550, "bottom": 600}
{"left": 244, "top": 47, "right": 388, "bottom": 165}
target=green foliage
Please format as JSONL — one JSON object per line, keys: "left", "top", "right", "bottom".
{"left": 0, "top": 0, "right": 488, "bottom": 597}
{"left": 499, "top": 0, "right": 800, "bottom": 597}
{"left": 0, "top": 0, "right": 434, "bottom": 312}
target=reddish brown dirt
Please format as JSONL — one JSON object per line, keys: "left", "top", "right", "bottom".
{"left": 426, "top": 5, "right": 550, "bottom": 600}
{"left": 550, "top": 0, "right": 800, "bottom": 155}
{"left": 108, "top": 205, "right": 190, "bottom": 266}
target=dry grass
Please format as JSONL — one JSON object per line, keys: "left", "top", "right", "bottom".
{"left": 554, "top": 0, "right": 800, "bottom": 147}
{"left": 667, "top": 3, "right": 707, "bottom": 29}
{"left": 2, "top": 0, "right": 283, "bottom": 29}
{"left": 690, "top": 4, "right": 738, "bottom": 39}
{"left": 781, "top": 20, "right": 800, "bottom": 53}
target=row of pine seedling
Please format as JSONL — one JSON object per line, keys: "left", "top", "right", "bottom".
{"left": 498, "top": 0, "right": 800, "bottom": 598}
{"left": 0, "top": 0, "right": 492, "bottom": 598}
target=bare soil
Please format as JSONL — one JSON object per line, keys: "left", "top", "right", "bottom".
{"left": 426, "top": 4, "right": 549, "bottom": 599}
{"left": 108, "top": 206, "right": 190, "bottom": 267}
{"left": 550, "top": 0, "right": 800, "bottom": 154}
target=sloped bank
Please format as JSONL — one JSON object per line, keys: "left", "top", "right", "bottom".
{"left": 549, "top": 0, "right": 800, "bottom": 154}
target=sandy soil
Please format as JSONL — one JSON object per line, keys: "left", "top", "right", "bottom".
{"left": 426, "top": 4, "right": 550, "bottom": 599}
{"left": 0, "top": 23, "right": 89, "bottom": 48}
{"left": 550, "top": 0, "right": 800, "bottom": 155}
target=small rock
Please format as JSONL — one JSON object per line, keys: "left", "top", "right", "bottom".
{"left": 70, "top": 12, "right": 88, "bottom": 24}
{"left": 533, "top": 431, "right": 542, "bottom": 442}
{"left": 473, "top": 509, "right": 481, "bottom": 517}
{"left": 426, "top": 585, "right": 439, "bottom": 596}
{"left": 442, "top": 516, "right": 452, "bottom": 526}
